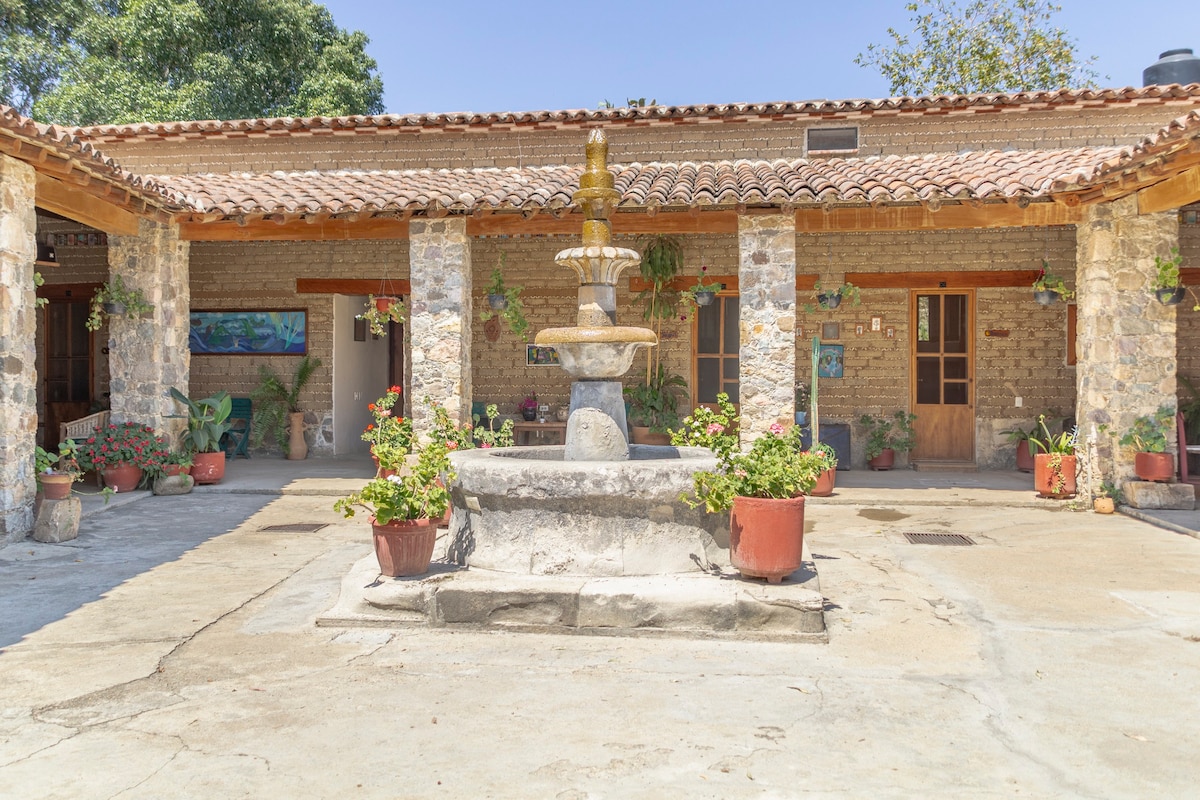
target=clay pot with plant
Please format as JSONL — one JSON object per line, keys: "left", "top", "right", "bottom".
{"left": 624, "top": 365, "right": 687, "bottom": 444}
{"left": 86, "top": 275, "right": 154, "bottom": 331}
{"left": 1119, "top": 405, "right": 1176, "bottom": 482}
{"left": 859, "top": 410, "right": 917, "bottom": 470}
{"left": 252, "top": 355, "right": 323, "bottom": 460}
{"left": 169, "top": 389, "right": 234, "bottom": 484}
{"left": 1030, "top": 415, "right": 1078, "bottom": 498}
{"left": 358, "top": 295, "right": 406, "bottom": 337}
{"left": 805, "top": 280, "right": 861, "bottom": 313}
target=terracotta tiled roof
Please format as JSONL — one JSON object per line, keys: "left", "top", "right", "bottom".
{"left": 75, "top": 85, "right": 1200, "bottom": 142}
{"left": 0, "top": 105, "right": 186, "bottom": 210}
{"left": 155, "top": 146, "right": 1128, "bottom": 218}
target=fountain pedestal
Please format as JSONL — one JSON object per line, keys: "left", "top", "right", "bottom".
{"left": 565, "top": 382, "right": 628, "bottom": 461}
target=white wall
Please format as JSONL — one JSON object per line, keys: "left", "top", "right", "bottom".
{"left": 332, "top": 295, "right": 390, "bottom": 455}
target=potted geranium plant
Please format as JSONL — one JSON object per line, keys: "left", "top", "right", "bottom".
{"left": 1151, "top": 247, "right": 1185, "bottom": 306}
{"left": 807, "top": 442, "right": 839, "bottom": 497}
{"left": 682, "top": 418, "right": 825, "bottom": 584}
{"left": 333, "top": 439, "right": 453, "bottom": 577}
{"left": 624, "top": 365, "right": 687, "bottom": 444}
{"left": 86, "top": 275, "right": 154, "bottom": 331}
{"left": 169, "top": 389, "right": 234, "bottom": 484}
{"left": 1119, "top": 405, "right": 1176, "bottom": 482}
{"left": 479, "top": 255, "right": 529, "bottom": 340}
{"left": 358, "top": 295, "right": 406, "bottom": 337}
{"left": 361, "top": 386, "right": 413, "bottom": 476}
{"left": 1030, "top": 415, "right": 1078, "bottom": 498}
{"left": 670, "top": 392, "right": 740, "bottom": 462}
{"left": 859, "top": 410, "right": 918, "bottom": 470}
{"left": 73, "top": 421, "right": 169, "bottom": 492}
{"left": 1032, "top": 262, "right": 1074, "bottom": 305}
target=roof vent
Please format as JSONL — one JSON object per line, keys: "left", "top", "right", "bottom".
{"left": 1143, "top": 48, "right": 1200, "bottom": 87}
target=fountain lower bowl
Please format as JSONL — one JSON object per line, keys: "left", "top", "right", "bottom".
{"left": 534, "top": 326, "right": 657, "bottom": 379}
{"left": 446, "top": 445, "right": 729, "bottom": 577}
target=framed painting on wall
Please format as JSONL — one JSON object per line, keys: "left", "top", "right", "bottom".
{"left": 526, "top": 345, "right": 559, "bottom": 366}
{"left": 817, "top": 344, "right": 844, "bottom": 378}
{"left": 189, "top": 310, "right": 307, "bottom": 355}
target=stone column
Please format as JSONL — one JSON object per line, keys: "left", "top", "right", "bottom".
{"left": 409, "top": 218, "right": 472, "bottom": 438}
{"left": 107, "top": 219, "right": 190, "bottom": 442}
{"left": 737, "top": 214, "right": 797, "bottom": 442}
{"left": 1075, "top": 195, "right": 1179, "bottom": 493}
{"left": 0, "top": 155, "right": 38, "bottom": 543}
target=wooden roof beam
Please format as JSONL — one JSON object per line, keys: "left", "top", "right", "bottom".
{"left": 1138, "top": 165, "right": 1200, "bottom": 214}
{"left": 35, "top": 172, "right": 141, "bottom": 235}
{"left": 795, "top": 202, "right": 1080, "bottom": 232}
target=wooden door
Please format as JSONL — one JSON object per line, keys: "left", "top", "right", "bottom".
{"left": 43, "top": 299, "right": 94, "bottom": 444}
{"left": 692, "top": 294, "right": 739, "bottom": 409}
{"left": 910, "top": 291, "right": 975, "bottom": 463}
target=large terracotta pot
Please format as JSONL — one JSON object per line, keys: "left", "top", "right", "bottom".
{"left": 191, "top": 451, "right": 226, "bottom": 484}
{"left": 1034, "top": 453, "right": 1077, "bottom": 498}
{"left": 102, "top": 463, "right": 143, "bottom": 493}
{"left": 1015, "top": 441, "right": 1035, "bottom": 473}
{"left": 39, "top": 474, "right": 75, "bottom": 500}
{"left": 371, "top": 516, "right": 438, "bottom": 577}
{"left": 630, "top": 426, "right": 671, "bottom": 446}
{"left": 809, "top": 468, "right": 836, "bottom": 497}
{"left": 288, "top": 412, "right": 308, "bottom": 460}
{"left": 868, "top": 448, "right": 895, "bottom": 471}
{"left": 1133, "top": 452, "right": 1174, "bottom": 483}
{"left": 729, "top": 495, "right": 805, "bottom": 584}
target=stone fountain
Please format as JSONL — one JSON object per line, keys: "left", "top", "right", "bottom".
{"left": 323, "top": 132, "right": 825, "bottom": 640}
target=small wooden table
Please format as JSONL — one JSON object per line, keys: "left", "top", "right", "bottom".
{"left": 513, "top": 421, "right": 567, "bottom": 446}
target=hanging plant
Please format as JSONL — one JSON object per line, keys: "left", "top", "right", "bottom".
{"left": 1032, "top": 261, "right": 1074, "bottom": 305}
{"left": 478, "top": 254, "right": 529, "bottom": 340}
{"left": 636, "top": 235, "right": 684, "bottom": 379}
{"left": 358, "top": 294, "right": 406, "bottom": 337}
{"left": 804, "top": 280, "right": 861, "bottom": 313}
{"left": 678, "top": 265, "right": 723, "bottom": 320}
{"left": 1151, "top": 247, "right": 1187, "bottom": 306}
{"left": 33, "top": 270, "right": 47, "bottom": 308}
{"left": 86, "top": 275, "right": 153, "bottom": 331}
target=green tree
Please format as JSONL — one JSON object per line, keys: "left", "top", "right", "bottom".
{"left": 855, "top": 0, "right": 1100, "bottom": 96}
{"left": 2, "top": 0, "right": 384, "bottom": 125}
{"left": 0, "top": 0, "right": 93, "bottom": 116}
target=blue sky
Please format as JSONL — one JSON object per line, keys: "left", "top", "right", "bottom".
{"left": 319, "top": 0, "right": 1200, "bottom": 115}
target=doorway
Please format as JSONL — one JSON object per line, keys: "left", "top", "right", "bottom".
{"left": 692, "top": 294, "right": 739, "bottom": 409}
{"left": 910, "top": 291, "right": 975, "bottom": 464}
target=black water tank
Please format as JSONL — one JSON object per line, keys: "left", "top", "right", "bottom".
{"left": 1143, "top": 48, "right": 1200, "bottom": 86}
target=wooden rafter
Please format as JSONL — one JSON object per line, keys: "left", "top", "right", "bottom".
{"left": 795, "top": 203, "right": 1081, "bottom": 232}
{"left": 35, "top": 173, "right": 141, "bottom": 235}
{"left": 1138, "top": 165, "right": 1200, "bottom": 214}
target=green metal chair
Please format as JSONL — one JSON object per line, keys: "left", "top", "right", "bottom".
{"left": 221, "top": 397, "right": 253, "bottom": 459}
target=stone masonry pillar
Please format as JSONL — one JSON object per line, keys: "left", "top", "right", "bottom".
{"left": 1075, "top": 195, "right": 1179, "bottom": 494}
{"left": 409, "top": 218, "right": 472, "bottom": 438}
{"left": 107, "top": 219, "right": 190, "bottom": 441}
{"left": 0, "top": 155, "right": 38, "bottom": 543}
{"left": 737, "top": 214, "right": 797, "bottom": 442}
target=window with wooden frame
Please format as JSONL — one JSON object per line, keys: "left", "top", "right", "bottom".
{"left": 693, "top": 294, "right": 739, "bottom": 406}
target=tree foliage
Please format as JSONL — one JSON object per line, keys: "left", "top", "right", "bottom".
{"left": 855, "top": 0, "right": 1100, "bottom": 96}
{"left": 1, "top": 0, "right": 384, "bottom": 124}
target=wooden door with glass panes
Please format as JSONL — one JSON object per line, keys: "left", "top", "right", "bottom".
{"left": 43, "top": 299, "right": 94, "bottom": 444}
{"left": 692, "top": 294, "right": 739, "bottom": 409}
{"left": 910, "top": 291, "right": 975, "bottom": 463}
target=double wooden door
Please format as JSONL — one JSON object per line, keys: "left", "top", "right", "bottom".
{"left": 910, "top": 291, "right": 975, "bottom": 463}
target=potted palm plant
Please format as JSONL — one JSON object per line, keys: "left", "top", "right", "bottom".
{"left": 859, "top": 410, "right": 918, "bottom": 470}
{"left": 683, "top": 419, "right": 825, "bottom": 584}
{"left": 333, "top": 439, "right": 454, "bottom": 577}
{"left": 1119, "top": 405, "right": 1176, "bottom": 482}
{"left": 169, "top": 388, "right": 234, "bottom": 484}
{"left": 1030, "top": 415, "right": 1078, "bottom": 498}
{"left": 252, "top": 354, "right": 323, "bottom": 460}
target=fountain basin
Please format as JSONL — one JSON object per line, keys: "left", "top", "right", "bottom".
{"left": 446, "top": 445, "right": 729, "bottom": 576}
{"left": 534, "top": 326, "right": 656, "bottom": 378}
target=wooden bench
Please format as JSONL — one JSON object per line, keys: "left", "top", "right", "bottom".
{"left": 59, "top": 410, "right": 110, "bottom": 446}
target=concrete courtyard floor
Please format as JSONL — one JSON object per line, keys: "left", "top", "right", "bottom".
{"left": 1, "top": 459, "right": 1199, "bottom": 798}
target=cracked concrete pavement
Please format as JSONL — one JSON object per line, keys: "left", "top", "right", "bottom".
{"left": 1, "top": 490, "right": 1199, "bottom": 798}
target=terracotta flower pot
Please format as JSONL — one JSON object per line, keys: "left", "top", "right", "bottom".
{"left": 375, "top": 295, "right": 399, "bottom": 313}
{"left": 808, "top": 468, "right": 836, "bottom": 497}
{"left": 102, "top": 463, "right": 143, "bottom": 493}
{"left": 1133, "top": 451, "right": 1174, "bottom": 483}
{"left": 371, "top": 516, "right": 438, "bottom": 577}
{"left": 1015, "top": 441, "right": 1035, "bottom": 473}
{"left": 288, "top": 411, "right": 308, "bottom": 460}
{"left": 868, "top": 448, "right": 895, "bottom": 471}
{"left": 39, "top": 474, "right": 75, "bottom": 500}
{"left": 1093, "top": 496, "right": 1115, "bottom": 514}
{"left": 191, "top": 451, "right": 226, "bottom": 484}
{"left": 729, "top": 495, "right": 806, "bottom": 584}
{"left": 1034, "top": 453, "right": 1077, "bottom": 498}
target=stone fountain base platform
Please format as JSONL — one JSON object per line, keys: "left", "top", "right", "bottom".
{"left": 318, "top": 545, "right": 826, "bottom": 642}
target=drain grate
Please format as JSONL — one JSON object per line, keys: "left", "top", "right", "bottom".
{"left": 259, "top": 523, "right": 328, "bottom": 533}
{"left": 904, "top": 532, "right": 976, "bottom": 546}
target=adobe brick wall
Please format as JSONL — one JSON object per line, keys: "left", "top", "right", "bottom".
{"left": 91, "top": 104, "right": 1196, "bottom": 176}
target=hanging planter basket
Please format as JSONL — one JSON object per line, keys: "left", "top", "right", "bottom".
{"left": 818, "top": 292, "right": 842, "bottom": 310}
{"left": 1033, "top": 290, "right": 1059, "bottom": 306}
{"left": 693, "top": 290, "right": 716, "bottom": 306}
{"left": 487, "top": 293, "right": 508, "bottom": 311}
{"left": 103, "top": 301, "right": 127, "bottom": 316}
{"left": 1154, "top": 286, "right": 1185, "bottom": 306}
{"left": 375, "top": 295, "right": 400, "bottom": 313}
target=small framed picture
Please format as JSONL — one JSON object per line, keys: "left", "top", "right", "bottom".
{"left": 821, "top": 321, "right": 840, "bottom": 340}
{"left": 855, "top": 323, "right": 865, "bottom": 336}
{"left": 885, "top": 326, "right": 896, "bottom": 339}
{"left": 870, "top": 315, "right": 882, "bottom": 332}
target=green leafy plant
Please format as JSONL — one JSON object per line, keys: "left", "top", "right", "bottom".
{"left": 33, "top": 270, "right": 48, "bottom": 308}
{"left": 637, "top": 235, "right": 684, "bottom": 376}
{"left": 86, "top": 275, "right": 154, "bottom": 331}
{"left": 1001, "top": 417, "right": 1045, "bottom": 459}
{"left": 471, "top": 404, "right": 515, "bottom": 449}
{"left": 1098, "top": 480, "right": 1123, "bottom": 503}
{"left": 334, "top": 439, "right": 454, "bottom": 524}
{"left": 72, "top": 421, "right": 170, "bottom": 471}
{"left": 1152, "top": 247, "right": 1183, "bottom": 291}
{"left": 1179, "top": 376, "right": 1200, "bottom": 444}
{"left": 479, "top": 254, "right": 529, "bottom": 340}
{"left": 670, "top": 392, "right": 740, "bottom": 463}
{"left": 625, "top": 365, "right": 687, "bottom": 433}
{"left": 251, "top": 355, "right": 323, "bottom": 454}
{"left": 1118, "top": 406, "right": 1175, "bottom": 454}
{"left": 361, "top": 386, "right": 413, "bottom": 471}
{"left": 678, "top": 266, "right": 723, "bottom": 320}
{"left": 358, "top": 295, "right": 406, "bottom": 337}
{"left": 810, "top": 441, "right": 839, "bottom": 472}
{"left": 682, "top": 421, "right": 825, "bottom": 513}
{"left": 1030, "top": 414, "right": 1078, "bottom": 455}
{"left": 169, "top": 389, "right": 233, "bottom": 454}
{"left": 1032, "top": 262, "right": 1074, "bottom": 300}
{"left": 35, "top": 440, "right": 82, "bottom": 480}
{"left": 859, "top": 410, "right": 918, "bottom": 460}
{"left": 805, "top": 280, "right": 861, "bottom": 313}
